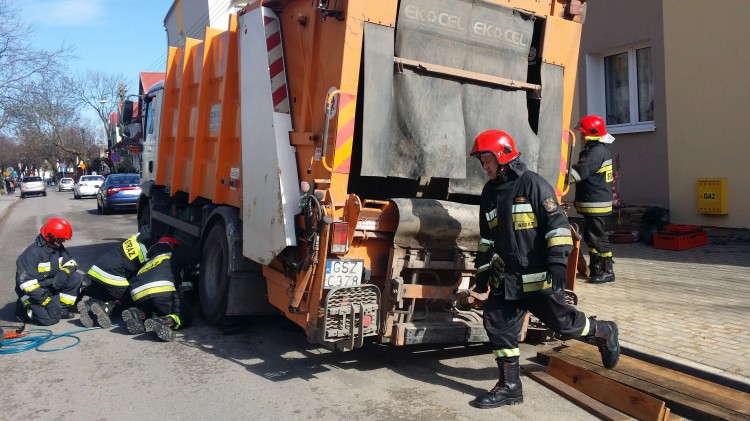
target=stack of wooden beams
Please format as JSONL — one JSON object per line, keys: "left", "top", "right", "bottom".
{"left": 528, "top": 342, "right": 750, "bottom": 420}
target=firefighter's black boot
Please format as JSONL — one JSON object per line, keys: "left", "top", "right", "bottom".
{"left": 77, "top": 299, "right": 96, "bottom": 328}
{"left": 121, "top": 307, "right": 147, "bottom": 334}
{"left": 473, "top": 357, "right": 523, "bottom": 408}
{"left": 589, "top": 256, "right": 615, "bottom": 283}
{"left": 144, "top": 316, "right": 176, "bottom": 342}
{"left": 90, "top": 300, "right": 117, "bottom": 329}
{"left": 588, "top": 317, "right": 620, "bottom": 369}
{"left": 587, "top": 253, "right": 604, "bottom": 283}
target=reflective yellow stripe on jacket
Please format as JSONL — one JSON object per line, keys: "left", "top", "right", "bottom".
{"left": 19, "top": 279, "right": 40, "bottom": 293}
{"left": 130, "top": 280, "right": 176, "bottom": 302}
{"left": 87, "top": 265, "right": 130, "bottom": 287}
{"left": 511, "top": 203, "right": 537, "bottom": 230}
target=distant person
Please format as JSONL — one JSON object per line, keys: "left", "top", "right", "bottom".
{"left": 15, "top": 218, "right": 82, "bottom": 325}
{"left": 121, "top": 237, "right": 192, "bottom": 342}
{"left": 77, "top": 233, "right": 156, "bottom": 328}
{"left": 570, "top": 115, "right": 616, "bottom": 283}
{"left": 4, "top": 177, "right": 10, "bottom": 194}
{"left": 469, "top": 129, "right": 620, "bottom": 409}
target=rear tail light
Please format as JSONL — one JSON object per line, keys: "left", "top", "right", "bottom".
{"left": 107, "top": 186, "right": 137, "bottom": 195}
{"left": 330, "top": 222, "right": 349, "bottom": 254}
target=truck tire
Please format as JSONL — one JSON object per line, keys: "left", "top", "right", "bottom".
{"left": 199, "top": 223, "right": 230, "bottom": 324}
{"left": 138, "top": 200, "right": 151, "bottom": 236}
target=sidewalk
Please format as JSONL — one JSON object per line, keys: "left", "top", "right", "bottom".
{"left": 574, "top": 235, "right": 750, "bottom": 391}
{"left": 0, "top": 192, "right": 19, "bottom": 220}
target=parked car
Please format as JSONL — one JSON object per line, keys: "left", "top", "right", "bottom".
{"left": 97, "top": 173, "right": 141, "bottom": 214}
{"left": 74, "top": 175, "right": 105, "bottom": 199}
{"left": 18, "top": 176, "right": 46, "bottom": 198}
{"left": 58, "top": 178, "right": 75, "bottom": 192}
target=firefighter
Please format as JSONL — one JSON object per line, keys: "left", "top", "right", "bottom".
{"left": 571, "top": 115, "right": 616, "bottom": 283}
{"left": 15, "top": 217, "right": 82, "bottom": 325}
{"left": 120, "top": 236, "right": 191, "bottom": 342}
{"left": 77, "top": 233, "right": 155, "bottom": 329}
{"left": 469, "top": 130, "right": 620, "bottom": 409}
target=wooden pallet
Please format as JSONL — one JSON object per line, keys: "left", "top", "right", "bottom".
{"left": 534, "top": 342, "right": 750, "bottom": 420}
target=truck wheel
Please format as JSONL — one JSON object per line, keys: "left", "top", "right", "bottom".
{"left": 199, "top": 223, "right": 230, "bottom": 324}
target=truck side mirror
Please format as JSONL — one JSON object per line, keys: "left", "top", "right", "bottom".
{"left": 122, "top": 100, "right": 134, "bottom": 124}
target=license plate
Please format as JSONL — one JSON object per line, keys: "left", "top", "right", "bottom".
{"left": 324, "top": 259, "right": 364, "bottom": 288}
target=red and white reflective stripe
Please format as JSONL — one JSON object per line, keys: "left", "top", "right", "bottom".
{"left": 612, "top": 170, "right": 620, "bottom": 207}
{"left": 263, "top": 10, "right": 289, "bottom": 114}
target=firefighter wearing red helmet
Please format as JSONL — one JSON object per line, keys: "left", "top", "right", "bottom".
{"left": 469, "top": 130, "right": 620, "bottom": 409}
{"left": 14, "top": 217, "right": 82, "bottom": 325}
{"left": 120, "top": 236, "right": 192, "bottom": 341}
{"left": 571, "top": 115, "right": 616, "bottom": 283}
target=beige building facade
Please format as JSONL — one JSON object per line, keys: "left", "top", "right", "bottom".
{"left": 571, "top": 0, "right": 750, "bottom": 229}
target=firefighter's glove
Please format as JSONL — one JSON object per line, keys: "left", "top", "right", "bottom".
{"left": 52, "top": 271, "right": 69, "bottom": 290}
{"left": 474, "top": 254, "right": 504, "bottom": 294}
{"left": 546, "top": 264, "right": 567, "bottom": 293}
{"left": 490, "top": 254, "right": 505, "bottom": 279}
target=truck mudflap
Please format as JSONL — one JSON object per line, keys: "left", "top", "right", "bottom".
{"left": 389, "top": 198, "right": 480, "bottom": 252}
{"left": 320, "top": 285, "right": 380, "bottom": 351}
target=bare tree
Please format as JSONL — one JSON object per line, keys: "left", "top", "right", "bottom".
{"left": 9, "top": 76, "right": 93, "bottom": 168}
{"left": 73, "top": 70, "right": 131, "bottom": 148}
{"left": 0, "top": 134, "right": 21, "bottom": 173}
{"left": 0, "top": 0, "right": 73, "bottom": 132}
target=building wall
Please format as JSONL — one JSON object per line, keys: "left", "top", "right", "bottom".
{"left": 662, "top": 0, "right": 750, "bottom": 228}
{"left": 571, "top": 0, "right": 669, "bottom": 212}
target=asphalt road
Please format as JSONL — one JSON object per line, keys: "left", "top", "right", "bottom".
{"left": 0, "top": 191, "right": 597, "bottom": 420}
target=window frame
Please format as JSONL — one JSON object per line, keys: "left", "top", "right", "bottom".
{"left": 585, "top": 42, "right": 656, "bottom": 135}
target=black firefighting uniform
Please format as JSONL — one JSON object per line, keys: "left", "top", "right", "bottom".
{"left": 15, "top": 235, "right": 82, "bottom": 325}
{"left": 85, "top": 233, "right": 151, "bottom": 306}
{"left": 128, "top": 248, "right": 191, "bottom": 329}
{"left": 570, "top": 141, "right": 614, "bottom": 258}
{"left": 476, "top": 162, "right": 592, "bottom": 358}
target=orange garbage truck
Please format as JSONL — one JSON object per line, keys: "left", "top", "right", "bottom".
{"left": 128, "top": 0, "right": 586, "bottom": 350}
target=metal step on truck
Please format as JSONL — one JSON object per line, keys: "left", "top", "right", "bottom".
{"left": 124, "top": 0, "right": 587, "bottom": 351}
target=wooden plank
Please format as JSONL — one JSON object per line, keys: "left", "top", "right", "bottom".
{"left": 558, "top": 342, "right": 750, "bottom": 416}
{"left": 524, "top": 365, "right": 631, "bottom": 421}
{"left": 538, "top": 347, "right": 749, "bottom": 420}
{"left": 547, "top": 356, "right": 666, "bottom": 421}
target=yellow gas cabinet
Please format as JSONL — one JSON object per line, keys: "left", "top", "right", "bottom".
{"left": 697, "top": 178, "right": 728, "bottom": 215}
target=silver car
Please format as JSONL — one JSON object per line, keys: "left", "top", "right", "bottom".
{"left": 58, "top": 177, "right": 75, "bottom": 192}
{"left": 74, "top": 175, "right": 105, "bottom": 199}
{"left": 19, "top": 176, "right": 47, "bottom": 198}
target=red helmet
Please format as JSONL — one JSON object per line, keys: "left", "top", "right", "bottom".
{"left": 470, "top": 130, "right": 520, "bottom": 165}
{"left": 40, "top": 217, "right": 73, "bottom": 244}
{"left": 574, "top": 115, "right": 607, "bottom": 139}
{"left": 157, "top": 236, "right": 181, "bottom": 249}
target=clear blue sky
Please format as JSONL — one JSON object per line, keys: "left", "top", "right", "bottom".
{"left": 18, "top": 0, "right": 172, "bottom": 96}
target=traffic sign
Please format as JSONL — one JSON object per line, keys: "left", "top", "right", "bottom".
{"left": 111, "top": 153, "right": 122, "bottom": 163}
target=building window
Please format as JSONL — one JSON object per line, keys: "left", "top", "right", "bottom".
{"left": 586, "top": 44, "right": 655, "bottom": 134}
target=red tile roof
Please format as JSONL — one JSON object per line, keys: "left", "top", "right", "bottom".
{"left": 139, "top": 72, "right": 165, "bottom": 95}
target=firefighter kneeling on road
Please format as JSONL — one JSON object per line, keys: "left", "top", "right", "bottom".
{"left": 15, "top": 218, "right": 82, "bottom": 325}
{"left": 77, "top": 232, "right": 156, "bottom": 329}
{"left": 469, "top": 130, "right": 620, "bottom": 409}
{"left": 121, "top": 236, "right": 191, "bottom": 342}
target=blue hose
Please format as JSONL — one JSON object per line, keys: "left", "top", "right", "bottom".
{"left": 0, "top": 325, "right": 119, "bottom": 354}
